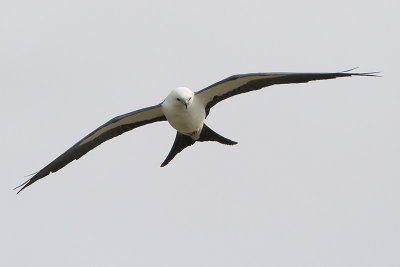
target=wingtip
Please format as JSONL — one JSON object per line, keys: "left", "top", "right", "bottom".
{"left": 354, "top": 71, "right": 381, "bottom": 77}
{"left": 341, "top": 67, "right": 381, "bottom": 77}
{"left": 13, "top": 180, "right": 31, "bottom": 194}
{"left": 14, "top": 171, "right": 39, "bottom": 194}
{"left": 342, "top": 67, "right": 360, "bottom": 73}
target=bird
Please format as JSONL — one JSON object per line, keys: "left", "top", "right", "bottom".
{"left": 15, "top": 69, "right": 378, "bottom": 193}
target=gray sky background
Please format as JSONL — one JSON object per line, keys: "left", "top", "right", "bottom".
{"left": 1, "top": 0, "right": 399, "bottom": 266}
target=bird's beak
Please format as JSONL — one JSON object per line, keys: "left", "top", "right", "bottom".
{"left": 183, "top": 100, "right": 188, "bottom": 109}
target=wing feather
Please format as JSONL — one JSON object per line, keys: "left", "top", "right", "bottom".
{"left": 16, "top": 104, "right": 166, "bottom": 193}
{"left": 195, "top": 71, "right": 378, "bottom": 116}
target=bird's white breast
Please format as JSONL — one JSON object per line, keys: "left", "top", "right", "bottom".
{"left": 162, "top": 96, "right": 206, "bottom": 137}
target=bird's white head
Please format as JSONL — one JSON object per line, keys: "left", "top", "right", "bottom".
{"left": 164, "top": 87, "right": 194, "bottom": 109}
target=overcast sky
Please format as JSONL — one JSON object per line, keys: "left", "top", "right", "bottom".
{"left": 1, "top": 0, "right": 399, "bottom": 266}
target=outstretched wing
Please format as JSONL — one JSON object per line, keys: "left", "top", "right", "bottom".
{"left": 195, "top": 70, "right": 379, "bottom": 116}
{"left": 16, "top": 104, "right": 166, "bottom": 193}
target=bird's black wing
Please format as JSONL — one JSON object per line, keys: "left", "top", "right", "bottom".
{"left": 16, "top": 104, "right": 166, "bottom": 193}
{"left": 195, "top": 70, "right": 378, "bottom": 116}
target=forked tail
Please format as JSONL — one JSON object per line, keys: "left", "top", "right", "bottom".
{"left": 160, "top": 124, "right": 237, "bottom": 167}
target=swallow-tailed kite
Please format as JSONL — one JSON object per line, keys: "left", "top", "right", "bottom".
{"left": 16, "top": 70, "right": 378, "bottom": 193}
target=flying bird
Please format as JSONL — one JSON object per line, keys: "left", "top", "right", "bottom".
{"left": 16, "top": 69, "right": 378, "bottom": 193}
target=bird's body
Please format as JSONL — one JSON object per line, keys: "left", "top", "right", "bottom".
{"left": 162, "top": 87, "right": 205, "bottom": 139}
{"left": 16, "top": 69, "right": 378, "bottom": 193}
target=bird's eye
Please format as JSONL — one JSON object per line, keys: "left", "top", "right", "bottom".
{"left": 176, "top": 98, "right": 181, "bottom": 101}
